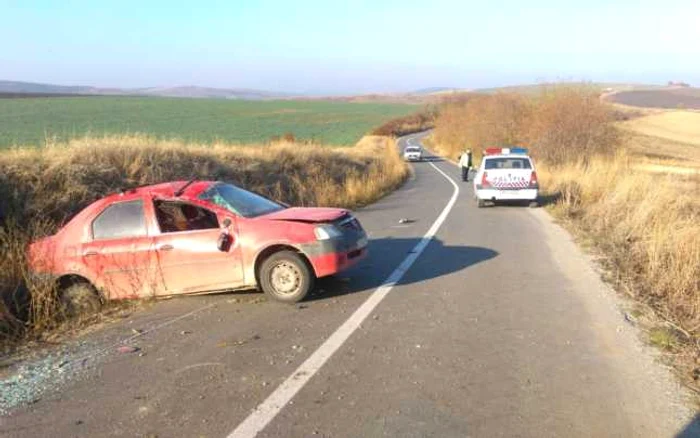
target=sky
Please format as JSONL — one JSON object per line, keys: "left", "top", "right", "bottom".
{"left": 2, "top": 0, "right": 700, "bottom": 94}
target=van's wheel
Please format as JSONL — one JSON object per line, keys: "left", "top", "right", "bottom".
{"left": 476, "top": 199, "right": 486, "bottom": 208}
{"left": 60, "top": 283, "right": 102, "bottom": 318}
{"left": 260, "top": 251, "right": 314, "bottom": 303}
{"left": 529, "top": 200, "right": 539, "bottom": 208}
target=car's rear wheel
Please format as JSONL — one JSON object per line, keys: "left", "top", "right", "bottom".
{"left": 60, "top": 283, "right": 102, "bottom": 318}
{"left": 259, "top": 251, "right": 314, "bottom": 303}
{"left": 476, "top": 199, "right": 486, "bottom": 208}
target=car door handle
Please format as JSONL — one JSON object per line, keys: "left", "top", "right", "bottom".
{"left": 83, "top": 251, "right": 98, "bottom": 257}
{"left": 158, "top": 244, "right": 174, "bottom": 251}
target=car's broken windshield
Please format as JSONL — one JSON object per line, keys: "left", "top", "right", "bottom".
{"left": 200, "top": 183, "right": 284, "bottom": 218}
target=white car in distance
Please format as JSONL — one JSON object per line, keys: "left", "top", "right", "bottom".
{"left": 403, "top": 146, "right": 423, "bottom": 162}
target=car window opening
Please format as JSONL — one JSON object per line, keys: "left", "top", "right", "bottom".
{"left": 92, "top": 199, "right": 148, "bottom": 240}
{"left": 484, "top": 158, "right": 532, "bottom": 170}
{"left": 155, "top": 200, "right": 219, "bottom": 233}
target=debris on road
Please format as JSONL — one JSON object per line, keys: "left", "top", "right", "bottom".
{"left": 0, "top": 343, "right": 101, "bottom": 415}
{"left": 398, "top": 218, "right": 415, "bottom": 224}
{"left": 117, "top": 345, "right": 140, "bottom": 354}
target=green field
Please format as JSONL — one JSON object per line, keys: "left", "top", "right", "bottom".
{"left": 0, "top": 97, "right": 416, "bottom": 147}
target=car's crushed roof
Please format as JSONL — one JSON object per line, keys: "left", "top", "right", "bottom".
{"left": 107, "top": 180, "right": 215, "bottom": 200}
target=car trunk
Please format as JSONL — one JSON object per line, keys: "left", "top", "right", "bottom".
{"left": 482, "top": 157, "right": 535, "bottom": 189}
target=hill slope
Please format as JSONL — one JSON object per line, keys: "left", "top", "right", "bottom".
{"left": 0, "top": 80, "right": 283, "bottom": 100}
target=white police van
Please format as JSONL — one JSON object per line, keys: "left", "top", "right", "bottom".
{"left": 473, "top": 147, "right": 539, "bottom": 208}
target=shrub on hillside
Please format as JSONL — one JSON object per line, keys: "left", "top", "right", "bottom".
{"left": 432, "top": 86, "right": 619, "bottom": 165}
{"left": 524, "top": 87, "right": 619, "bottom": 164}
{"left": 432, "top": 93, "right": 530, "bottom": 161}
{"left": 371, "top": 108, "right": 437, "bottom": 137}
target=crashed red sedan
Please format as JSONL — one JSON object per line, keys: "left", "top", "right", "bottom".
{"left": 29, "top": 181, "right": 368, "bottom": 311}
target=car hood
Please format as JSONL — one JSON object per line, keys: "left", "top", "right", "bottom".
{"left": 259, "top": 207, "right": 348, "bottom": 223}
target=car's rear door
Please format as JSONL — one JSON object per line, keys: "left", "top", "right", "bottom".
{"left": 81, "top": 197, "right": 163, "bottom": 299}
{"left": 150, "top": 200, "right": 243, "bottom": 294}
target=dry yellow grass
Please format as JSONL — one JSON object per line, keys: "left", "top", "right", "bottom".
{"left": 618, "top": 111, "right": 700, "bottom": 168}
{"left": 0, "top": 134, "right": 408, "bottom": 343}
{"left": 539, "top": 152, "right": 700, "bottom": 337}
{"left": 633, "top": 162, "right": 700, "bottom": 176}
{"left": 621, "top": 111, "right": 700, "bottom": 147}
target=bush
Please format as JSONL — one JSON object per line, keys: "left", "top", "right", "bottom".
{"left": 432, "top": 85, "right": 619, "bottom": 165}
{"left": 524, "top": 87, "right": 619, "bottom": 164}
{"left": 370, "top": 108, "right": 437, "bottom": 137}
{"left": 432, "top": 93, "right": 530, "bottom": 162}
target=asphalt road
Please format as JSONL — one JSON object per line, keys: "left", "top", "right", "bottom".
{"left": 2, "top": 133, "right": 698, "bottom": 437}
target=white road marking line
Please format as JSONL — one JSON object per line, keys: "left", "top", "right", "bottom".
{"left": 227, "top": 150, "right": 460, "bottom": 438}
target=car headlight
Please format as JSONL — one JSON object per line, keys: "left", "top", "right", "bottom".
{"left": 314, "top": 224, "right": 342, "bottom": 240}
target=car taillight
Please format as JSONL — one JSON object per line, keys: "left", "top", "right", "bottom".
{"left": 529, "top": 171, "right": 538, "bottom": 187}
{"left": 481, "top": 171, "right": 491, "bottom": 188}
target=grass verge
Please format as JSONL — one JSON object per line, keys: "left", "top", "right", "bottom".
{"left": 538, "top": 154, "right": 700, "bottom": 388}
{"left": 0, "top": 134, "right": 408, "bottom": 349}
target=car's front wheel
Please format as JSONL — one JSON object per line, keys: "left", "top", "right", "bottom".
{"left": 259, "top": 251, "right": 315, "bottom": 303}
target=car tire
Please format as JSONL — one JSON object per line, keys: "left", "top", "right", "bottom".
{"left": 60, "top": 283, "right": 102, "bottom": 318}
{"left": 259, "top": 251, "right": 314, "bottom": 303}
{"left": 477, "top": 199, "right": 486, "bottom": 208}
{"left": 529, "top": 200, "right": 539, "bottom": 208}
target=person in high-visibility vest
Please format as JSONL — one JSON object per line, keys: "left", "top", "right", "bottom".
{"left": 459, "top": 149, "right": 473, "bottom": 182}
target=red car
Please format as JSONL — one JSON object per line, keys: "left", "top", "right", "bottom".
{"left": 29, "top": 181, "right": 368, "bottom": 312}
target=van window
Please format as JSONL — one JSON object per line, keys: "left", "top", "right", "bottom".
{"left": 92, "top": 200, "right": 147, "bottom": 240}
{"left": 155, "top": 201, "right": 219, "bottom": 233}
{"left": 484, "top": 158, "right": 532, "bottom": 170}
